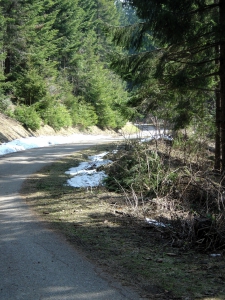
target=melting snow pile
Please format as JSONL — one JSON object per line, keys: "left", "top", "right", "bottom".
{"left": 65, "top": 152, "right": 112, "bottom": 188}
{"left": 0, "top": 134, "right": 114, "bottom": 156}
{"left": 0, "top": 124, "right": 172, "bottom": 157}
{"left": 145, "top": 218, "right": 166, "bottom": 227}
{"left": 141, "top": 134, "right": 173, "bottom": 143}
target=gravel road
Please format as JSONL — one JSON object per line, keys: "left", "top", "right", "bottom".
{"left": 0, "top": 143, "right": 140, "bottom": 300}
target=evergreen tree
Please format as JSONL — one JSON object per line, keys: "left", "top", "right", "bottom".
{"left": 111, "top": 0, "right": 225, "bottom": 171}
{"left": 1, "top": 0, "right": 58, "bottom": 102}
{"left": 115, "top": 0, "right": 139, "bottom": 26}
{"left": 60, "top": 0, "right": 130, "bottom": 129}
{"left": 52, "top": 0, "right": 84, "bottom": 70}
{"left": 0, "top": 0, "right": 130, "bottom": 131}
{"left": 0, "top": 7, "right": 6, "bottom": 106}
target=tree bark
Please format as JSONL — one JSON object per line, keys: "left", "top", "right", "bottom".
{"left": 219, "top": 0, "right": 225, "bottom": 173}
{"left": 215, "top": 86, "right": 221, "bottom": 170}
{"left": 215, "top": 0, "right": 221, "bottom": 170}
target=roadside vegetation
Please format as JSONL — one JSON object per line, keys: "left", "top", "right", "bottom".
{"left": 3, "top": 1, "right": 225, "bottom": 298}
{"left": 21, "top": 136, "right": 225, "bottom": 300}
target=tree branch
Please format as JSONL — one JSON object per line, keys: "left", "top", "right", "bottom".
{"left": 187, "top": 3, "right": 219, "bottom": 15}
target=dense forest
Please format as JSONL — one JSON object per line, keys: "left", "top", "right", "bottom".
{"left": 102, "top": 0, "right": 225, "bottom": 254}
{"left": 2, "top": 2, "right": 225, "bottom": 296}
{"left": 0, "top": 0, "right": 225, "bottom": 173}
{"left": 1, "top": 0, "right": 225, "bottom": 270}
{"left": 0, "top": 0, "right": 131, "bottom": 131}
{"left": 110, "top": 0, "right": 225, "bottom": 172}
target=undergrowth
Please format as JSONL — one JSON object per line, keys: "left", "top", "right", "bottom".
{"left": 103, "top": 136, "right": 225, "bottom": 252}
{"left": 21, "top": 144, "right": 225, "bottom": 299}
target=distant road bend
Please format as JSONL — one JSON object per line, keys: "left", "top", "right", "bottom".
{"left": 0, "top": 142, "right": 140, "bottom": 300}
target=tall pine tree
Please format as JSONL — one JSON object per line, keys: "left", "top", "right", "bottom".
{"left": 112, "top": 0, "right": 225, "bottom": 171}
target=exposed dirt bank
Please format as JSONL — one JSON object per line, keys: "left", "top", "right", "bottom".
{"left": 0, "top": 112, "right": 118, "bottom": 144}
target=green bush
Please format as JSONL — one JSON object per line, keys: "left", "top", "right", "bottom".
{"left": 14, "top": 105, "right": 41, "bottom": 130}
{"left": 70, "top": 100, "right": 98, "bottom": 129}
{"left": 43, "top": 104, "right": 72, "bottom": 131}
{"left": 0, "top": 97, "right": 11, "bottom": 112}
{"left": 104, "top": 142, "right": 177, "bottom": 197}
{"left": 14, "top": 69, "right": 47, "bottom": 105}
{"left": 0, "top": 97, "right": 14, "bottom": 117}
{"left": 105, "top": 144, "right": 161, "bottom": 191}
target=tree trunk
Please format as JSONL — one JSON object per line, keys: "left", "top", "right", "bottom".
{"left": 214, "top": 0, "right": 221, "bottom": 170}
{"left": 4, "top": 50, "right": 10, "bottom": 76}
{"left": 215, "top": 86, "right": 221, "bottom": 170}
{"left": 220, "top": 0, "right": 225, "bottom": 173}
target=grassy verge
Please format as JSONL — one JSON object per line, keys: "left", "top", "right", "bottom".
{"left": 21, "top": 143, "right": 225, "bottom": 300}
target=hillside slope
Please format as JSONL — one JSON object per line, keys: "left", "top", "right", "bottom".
{"left": 0, "top": 113, "right": 33, "bottom": 142}
{"left": 0, "top": 113, "right": 120, "bottom": 144}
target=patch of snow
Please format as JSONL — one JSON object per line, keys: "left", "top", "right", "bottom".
{"left": 0, "top": 124, "right": 172, "bottom": 188}
{"left": 141, "top": 134, "right": 173, "bottom": 143}
{"left": 0, "top": 124, "right": 172, "bottom": 157}
{"left": 65, "top": 152, "right": 112, "bottom": 188}
{"left": 145, "top": 217, "right": 166, "bottom": 227}
{"left": 67, "top": 170, "right": 108, "bottom": 188}
{"left": 209, "top": 254, "right": 221, "bottom": 257}
{"left": 0, "top": 134, "right": 114, "bottom": 157}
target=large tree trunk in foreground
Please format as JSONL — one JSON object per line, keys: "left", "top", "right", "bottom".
{"left": 215, "top": 14, "right": 221, "bottom": 171}
{"left": 220, "top": 0, "right": 225, "bottom": 173}
{"left": 215, "top": 87, "right": 221, "bottom": 171}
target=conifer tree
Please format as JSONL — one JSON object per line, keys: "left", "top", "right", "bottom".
{"left": 112, "top": 0, "right": 225, "bottom": 171}
{"left": 1, "top": 0, "right": 58, "bottom": 101}
{"left": 0, "top": 0, "right": 130, "bottom": 131}
{"left": 52, "top": 0, "right": 84, "bottom": 70}
{"left": 62, "top": 0, "right": 130, "bottom": 129}
{"left": 0, "top": 7, "right": 5, "bottom": 92}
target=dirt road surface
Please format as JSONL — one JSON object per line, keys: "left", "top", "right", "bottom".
{"left": 0, "top": 143, "right": 140, "bottom": 300}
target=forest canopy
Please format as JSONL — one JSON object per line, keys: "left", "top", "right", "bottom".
{"left": 0, "top": 0, "right": 130, "bottom": 131}
{"left": 1, "top": 0, "right": 225, "bottom": 171}
{"left": 110, "top": 0, "right": 225, "bottom": 171}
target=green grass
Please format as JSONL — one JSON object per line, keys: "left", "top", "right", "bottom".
{"left": 120, "top": 122, "right": 140, "bottom": 135}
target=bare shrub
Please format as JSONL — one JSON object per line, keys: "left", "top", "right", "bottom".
{"left": 104, "top": 136, "right": 225, "bottom": 251}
